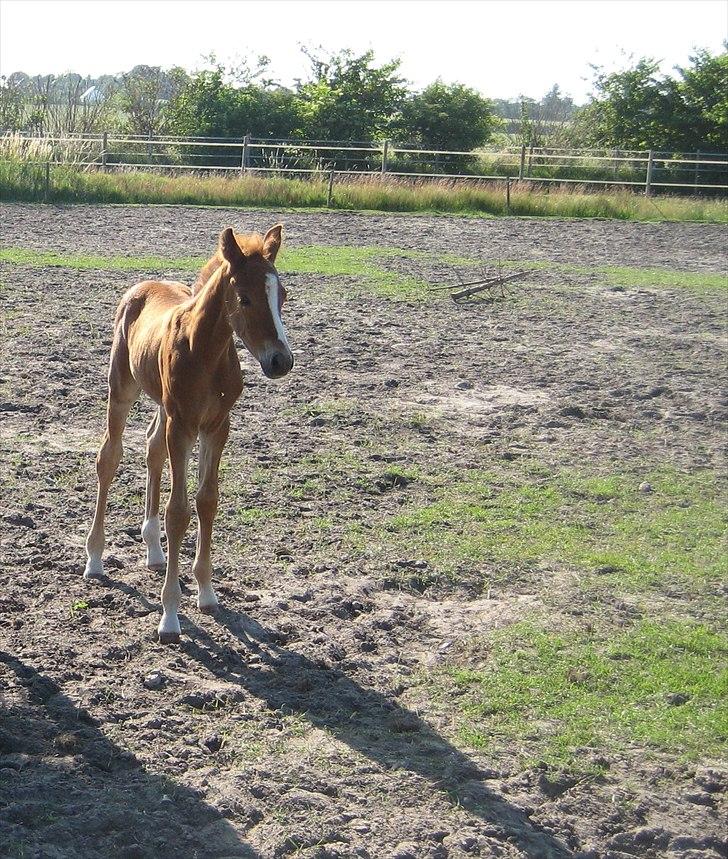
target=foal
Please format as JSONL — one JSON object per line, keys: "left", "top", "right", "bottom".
{"left": 84, "top": 225, "right": 293, "bottom": 643}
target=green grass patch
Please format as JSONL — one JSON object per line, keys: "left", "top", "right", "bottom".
{"left": 439, "top": 619, "right": 727, "bottom": 767}
{"left": 0, "top": 243, "right": 422, "bottom": 274}
{"left": 298, "top": 397, "right": 359, "bottom": 418}
{"left": 453, "top": 256, "right": 728, "bottom": 293}
{"left": 0, "top": 246, "right": 206, "bottom": 272}
{"left": 599, "top": 266, "right": 727, "bottom": 292}
{"left": 231, "top": 506, "right": 278, "bottom": 526}
{"left": 0, "top": 244, "right": 433, "bottom": 299}
{"left": 282, "top": 246, "right": 430, "bottom": 298}
{"left": 363, "top": 466, "right": 727, "bottom": 590}
{"left": 2, "top": 244, "right": 723, "bottom": 296}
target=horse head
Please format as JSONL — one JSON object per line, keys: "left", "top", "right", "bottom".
{"left": 218, "top": 224, "right": 294, "bottom": 380}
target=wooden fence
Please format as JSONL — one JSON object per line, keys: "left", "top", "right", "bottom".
{"left": 3, "top": 132, "right": 727, "bottom": 195}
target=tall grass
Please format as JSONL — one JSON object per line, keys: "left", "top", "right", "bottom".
{"left": 0, "top": 158, "right": 726, "bottom": 222}
{"left": 0, "top": 132, "right": 98, "bottom": 163}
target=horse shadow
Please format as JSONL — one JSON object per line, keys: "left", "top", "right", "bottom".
{"left": 179, "top": 604, "right": 573, "bottom": 858}
{"left": 0, "top": 650, "right": 260, "bottom": 859}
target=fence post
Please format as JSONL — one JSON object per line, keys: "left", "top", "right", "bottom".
{"left": 147, "top": 131, "right": 153, "bottom": 163}
{"left": 241, "top": 134, "right": 250, "bottom": 174}
{"left": 327, "top": 170, "right": 335, "bottom": 207}
{"left": 527, "top": 144, "right": 533, "bottom": 177}
{"left": 44, "top": 161, "right": 50, "bottom": 202}
{"left": 693, "top": 151, "right": 700, "bottom": 190}
{"left": 506, "top": 176, "right": 511, "bottom": 213}
{"left": 381, "top": 139, "right": 389, "bottom": 175}
{"left": 519, "top": 145, "right": 526, "bottom": 180}
{"left": 102, "top": 131, "right": 108, "bottom": 171}
{"left": 644, "top": 148, "right": 655, "bottom": 196}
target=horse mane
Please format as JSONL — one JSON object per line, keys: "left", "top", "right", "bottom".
{"left": 191, "top": 232, "right": 266, "bottom": 294}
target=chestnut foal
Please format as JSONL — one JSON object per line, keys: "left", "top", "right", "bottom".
{"left": 84, "top": 225, "right": 293, "bottom": 643}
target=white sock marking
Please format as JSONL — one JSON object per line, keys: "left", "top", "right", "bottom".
{"left": 84, "top": 554, "right": 103, "bottom": 579}
{"left": 158, "top": 612, "right": 181, "bottom": 637}
{"left": 197, "top": 583, "right": 219, "bottom": 610}
{"left": 159, "top": 578, "right": 182, "bottom": 638}
{"left": 142, "top": 516, "right": 166, "bottom": 567}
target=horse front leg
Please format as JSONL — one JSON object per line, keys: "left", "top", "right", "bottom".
{"left": 158, "top": 419, "right": 194, "bottom": 644}
{"left": 192, "top": 416, "right": 230, "bottom": 614}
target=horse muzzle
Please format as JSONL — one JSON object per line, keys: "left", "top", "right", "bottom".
{"left": 261, "top": 349, "right": 294, "bottom": 379}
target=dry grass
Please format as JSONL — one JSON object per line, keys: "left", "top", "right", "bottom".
{"left": 0, "top": 152, "right": 725, "bottom": 222}
{"left": 0, "top": 131, "right": 98, "bottom": 165}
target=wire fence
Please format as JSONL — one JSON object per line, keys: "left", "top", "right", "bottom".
{"left": 2, "top": 131, "right": 727, "bottom": 195}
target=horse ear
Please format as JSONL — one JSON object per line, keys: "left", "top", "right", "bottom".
{"left": 219, "top": 228, "right": 245, "bottom": 267}
{"left": 262, "top": 224, "right": 283, "bottom": 263}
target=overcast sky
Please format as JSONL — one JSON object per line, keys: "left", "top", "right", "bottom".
{"left": 1, "top": 0, "right": 726, "bottom": 102}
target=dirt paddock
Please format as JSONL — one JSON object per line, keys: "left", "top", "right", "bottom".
{"left": 0, "top": 204, "right": 726, "bottom": 858}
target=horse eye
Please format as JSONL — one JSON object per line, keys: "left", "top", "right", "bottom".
{"left": 239, "top": 293, "right": 251, "bottom": 307}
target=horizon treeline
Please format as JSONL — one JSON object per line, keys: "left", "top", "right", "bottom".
{"left": 0, "top": 45, "right": 725, "bottom": 152}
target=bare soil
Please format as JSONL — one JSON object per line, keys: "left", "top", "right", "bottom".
{"left": 0, "top": 204, "right": 726, "bottom": 859}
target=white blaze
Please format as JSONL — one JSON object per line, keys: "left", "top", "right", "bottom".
{"left": 265, "top": 273, "right": 290, "bottom": 349}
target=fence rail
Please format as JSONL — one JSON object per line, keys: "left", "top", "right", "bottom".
{"left": 2, "top": 132, "right": 727, "bottom": 195}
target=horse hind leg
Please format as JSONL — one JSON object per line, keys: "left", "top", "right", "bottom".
{"left": 142, "top": 406, "right": 167, "bottom": 571}
{"left": 84, "top": 338, "right": 139, "bottom": 578}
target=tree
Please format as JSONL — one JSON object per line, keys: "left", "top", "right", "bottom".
{"left": 573, "top": 59, "right": 684, "bottom": 150}
{"left": 676, "top": 47, "right": 728, "bottom": 150}
{"left": 206, "top": 52, "right": 277, "bottom": 88}
{"left": 572, "top": 48, "right": 727, "bottom": 151}
{"left": 165, "top": 69, "right": 301, "bottom": 140}
{"left": 517, "top": 85, "right": 576, "bottom": 147}
{"left": 397, "top": 80, "right": 497, "bottom": 150}
{"left": 165, "top": 69, "right": 231, "bottom": 137}
{"left": 0, "top": 70, "right": 116, "bottom": 136}
{"left": 119, "top": 65, "right": 181, "bottom": 135}
{"left": 0, "top": 75, "right": 25, "bottom": 130}
{"left": 296, "top": 48, "right": 406, "bottom": 141}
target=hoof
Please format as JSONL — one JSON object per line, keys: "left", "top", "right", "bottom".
{"left": 83, "top": 558, "right": 103, "bottom": 579}
{"left": 158, "top": 612, "right": 181, "bottom": 645}
{"left": 197, "top": 584, "right": 218, "bottom": 615}
{"left": 198, "top": 602, "right": 219, "bottom": 616}
{"left": 147, "top": 563, "right": 166, "bottom": 574}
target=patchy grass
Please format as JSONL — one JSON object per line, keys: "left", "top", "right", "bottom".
{"left": 0, "top": 244, "right": 431, "bottom": 299}
{"left": 452, "top": 256, "right": 728, "bottom": 293}
{"left": 362, "top": 466, "right": 727, "bottom": 591}
{"left": 2, "top": 245, "right": 724, "bottom": 297}
{"left": 433, "top": 619, "right": 728, "bottom": 769}
{"left": 282, "top": 246, "right": 430, "bottom": 298}
{"left": 598, "top": 266, "right": 728, "bottom": 292}
{"left": 0, "top": 246, "right": 206, "bottom": 272}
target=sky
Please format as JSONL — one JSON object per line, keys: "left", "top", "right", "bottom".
{"left": 1, "top": 0, "right": 726, "bottom": 102}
